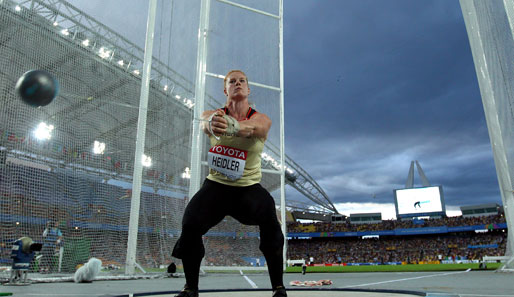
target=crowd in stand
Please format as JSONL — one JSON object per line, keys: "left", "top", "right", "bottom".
{"left": 1, "top": 210, "right": 508, "bottom": 269}
{"left": 203, "top": 237, "right": 261, "bottom": 266}
{"left": 284, "top": 214, "right": 507, "bottom": 265}
{"left": 287, "top": 214, "right": 506, "bottom": 233}
{"left": 287, "top": 232, "right": 507, "bottom": 264}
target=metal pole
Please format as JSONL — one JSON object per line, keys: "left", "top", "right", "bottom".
{"left": 189, "top": 0, "right": 211, "bottom": 197}
{"left": 278, "top": 0, "right": 287, "bottom": 270}
{"left": 459, "top": 0, "right": 514, "bottom": 266}
{"left": 125, "top": 0, "right": 158, "bottom": 275}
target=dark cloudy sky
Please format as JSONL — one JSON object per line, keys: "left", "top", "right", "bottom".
{"left": 67, "top": 0, "right": 502, "bottom": 218}
{"left": 282, "top": 0, "right": 500, "bottom": 217}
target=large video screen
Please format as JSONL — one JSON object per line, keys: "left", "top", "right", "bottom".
{"left": 394, "top": 186, "right": 445, "bottom": 216}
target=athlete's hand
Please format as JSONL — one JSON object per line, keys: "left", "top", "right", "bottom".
{"left": 210, "top": 109, "right": 227, "bottom": 136}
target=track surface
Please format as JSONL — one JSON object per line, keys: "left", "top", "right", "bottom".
{"left": 2, "top": 270, "right": 513, "bottom": 297}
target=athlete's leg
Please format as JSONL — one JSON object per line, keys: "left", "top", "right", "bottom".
{"left": 172, "top": 179, "right": 227, "bottom": 290}
{"left": 230, "top": 184, "right": 285, "bottom": 290}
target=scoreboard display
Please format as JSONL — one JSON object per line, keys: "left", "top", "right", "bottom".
{"left": 394, "top": 186, "right": 445, "bottom": 218}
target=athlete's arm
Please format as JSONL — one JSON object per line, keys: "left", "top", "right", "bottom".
{"left": 202, "top": 109, "right": 271, "bottom": 139}
{"left": 237, "top": 112, "right": 271, "bottom": 139}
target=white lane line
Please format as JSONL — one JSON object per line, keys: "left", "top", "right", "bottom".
{"left": 240, "top": 269, "right": 258, "bottom": 288}
{"left": 343, "top": 268, "right": 471, "bottom": 288}
{"left": 459, "top": 294, "right": 512, "bottom": 297}
{"left": 24, "top": 293, "right": 108, "bottom": 297}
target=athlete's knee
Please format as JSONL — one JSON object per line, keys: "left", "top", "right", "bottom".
{"left": 259, "top": 227, "right": 284, "bottom": 254}
{"left": 172, "top": 231, "right": 205, "bottom": 259}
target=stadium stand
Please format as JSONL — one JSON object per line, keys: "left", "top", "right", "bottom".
{"left": 288, "top": 232, "right": 506, "bottom": 265}
{"left": 287, "top": 214, "right": 506, "bottom": 233}
{"left": 286, "top": 214, "right": 507, "bottom": 266}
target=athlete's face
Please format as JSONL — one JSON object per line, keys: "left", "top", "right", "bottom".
{"left": 224, "top": 72, "right": 250, "bottom": 99}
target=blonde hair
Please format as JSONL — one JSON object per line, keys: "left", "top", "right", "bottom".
{"left": 223, "top": 70, "right": 248, "bottom": 89}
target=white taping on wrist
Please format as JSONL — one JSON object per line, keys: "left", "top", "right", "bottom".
{"left": 208, "top": 113, "right": 220, "bottom": 140}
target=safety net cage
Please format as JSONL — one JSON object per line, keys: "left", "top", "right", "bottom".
{"left": 0, "top": 0, "right": 285, "bottom": 280}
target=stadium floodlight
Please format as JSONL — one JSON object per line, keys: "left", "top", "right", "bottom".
{"left": 98, "top": 47, "right": 111, "bottom": 59}
{"left": 14, "top": 5, "right": 21, "bottom": 12}
{"left": 117, "top": 60, "right": 124, "bottom": 66}
{"left": 142, "top": 154, "right": 152, "bottom": 167}
{"left": 53, "top": 21, "right": 58, "bottom": 27}
{"left": 163, "top": 85, "right": 168, "bottom": 91}
{"left": 185, "top": 99, "right": 194, "bottom": 108}
{"left": 132, "top": 69, "right": 140, "bottom": 75}
{"left": 93, "top": 140, "right": 105, "bottom": 155}
{"left": 182, "top": 167, "right": 191, "bottom": 179}
{"left": 174, "top": 94, "right": 181, "bottom": 100}
{"left": 81, "top": 39, "right": 90, "bottom": 47}
{"left": 33, "top": 122, "right": 54, "bottom": 141}
{"left": 60, "top": 29, "right": 69, "bottom": 36}
{"left": 262, "top": 152, "right": 280, "bottom": 170}
{"left": 262, "top": 152, "right": 272, "bottom": 161}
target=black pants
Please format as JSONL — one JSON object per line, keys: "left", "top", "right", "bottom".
{"left": 172, "top": 179, "right": 284, "bottom": 290}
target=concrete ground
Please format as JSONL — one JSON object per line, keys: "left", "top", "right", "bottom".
{"left": 2, "top": 270, "right": 514, "bottom": 297}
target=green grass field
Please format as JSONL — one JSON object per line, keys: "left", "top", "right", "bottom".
{"left": 139, "top": 262, "right": 502, "bottom": 274}
{"left": 285, "top": 262, "right": 502, "bottom": 273}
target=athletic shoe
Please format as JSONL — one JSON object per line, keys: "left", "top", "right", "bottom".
{"left": 272, "top": 286, "right": 287, "bottom": 297}
{"left": 174, "top": 285, "right": 199, "bottom": 297}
